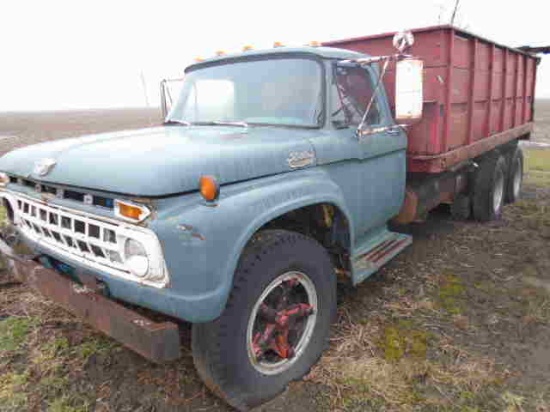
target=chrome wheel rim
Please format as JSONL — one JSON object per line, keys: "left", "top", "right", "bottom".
{"left": 513, "top": 159, "right": 522, "bottom": 199}
{"left": 246, "top": 271, "right": 318, "bottom": 375}
{"left": 493, "top": 167, "right": 505, "bottom": 214}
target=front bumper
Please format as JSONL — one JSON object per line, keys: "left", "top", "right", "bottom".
{"left": 0, "top": 236, "right": 181, "bottom": 363}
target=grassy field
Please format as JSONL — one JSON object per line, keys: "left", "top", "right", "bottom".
{"left": 0, "top": 105, "right": 549, "bottom": 411}
{"left": 525, "top": 149, "right": 550, "bottom": 186}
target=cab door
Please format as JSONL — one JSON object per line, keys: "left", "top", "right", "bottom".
{"left": 318, "top": 62, "right": 407, "bottom": 241}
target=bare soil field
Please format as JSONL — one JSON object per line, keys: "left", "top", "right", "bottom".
{"left": 0, "top": 108, "right": 161, "bottom": 155}
{"left": 533, "top": 99, "right": 550, "bottom": 145}
{"left": 0, "top": 104, "right": 549, "bottom": 412}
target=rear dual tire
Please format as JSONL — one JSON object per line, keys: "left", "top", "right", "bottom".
{"left": 505, "top": 146, "right": 523, "bottom": 204}
{"left": 472, "top": 152, "right": 507, "bottom": 222}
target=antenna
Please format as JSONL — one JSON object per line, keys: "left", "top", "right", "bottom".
{"left": 450, "top": 0, "right": 460, "bottom": 25}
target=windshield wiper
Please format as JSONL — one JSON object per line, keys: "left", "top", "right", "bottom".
{"left": 164, "top": 119, "right": 191, "bottom": 126}
{"left": 166, "top": 120, "right": 249, "bottom": 128}
{"left": 195, "top": 120, "right": 249, "bottom": 128}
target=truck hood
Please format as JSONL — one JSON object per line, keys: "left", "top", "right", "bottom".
{"left": 0, "top": 126, "right": 319, "bottom": 196}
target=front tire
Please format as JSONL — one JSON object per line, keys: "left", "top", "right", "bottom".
{"left": 192, "top": 230, "right": 336, "bottom": 411}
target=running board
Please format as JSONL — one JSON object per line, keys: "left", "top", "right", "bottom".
{"left": 352, "top": 229, "right": 412, "bottom": 285}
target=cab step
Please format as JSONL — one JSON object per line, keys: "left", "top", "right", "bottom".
{"left": 352, "top": 228, "right": 412, "bottom": 285}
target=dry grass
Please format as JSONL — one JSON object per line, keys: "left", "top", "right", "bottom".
{"left": 0, "top": 288, "right": 115, "bottom": 411}
{"left": 309, "top": 313, "right": 508, "bottom": 411}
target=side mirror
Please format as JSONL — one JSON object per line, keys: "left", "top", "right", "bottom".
{"left": 160, "top": 80, "right": 170, "bottom": 119}
{"left": 393, "top": 30, "right": 415, "bottom": 54}
{"left": 160, "top": 78, "right": 184, "bottom": 118}
{"left": 395, "top": 58, "right": 423, "bottom": 122}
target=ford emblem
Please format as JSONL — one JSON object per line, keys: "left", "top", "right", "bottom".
{"left": 83, "top": 194, "right": 94, "bottom": 205}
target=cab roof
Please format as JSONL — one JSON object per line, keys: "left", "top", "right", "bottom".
{"left": 185, "top": 46, "right": 367, "bottom": 72}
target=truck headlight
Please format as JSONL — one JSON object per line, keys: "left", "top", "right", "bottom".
{"left": 124, "top": 238, "right": 149, "bottom": 277}
{"left": 119, "top": 229, "right": 169, "bottom": 286}
{"left": 0, "top": 173, "right": 9, "bottom": 187}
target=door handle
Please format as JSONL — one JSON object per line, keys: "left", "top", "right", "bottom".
{"left": 386, "top": 128, "right": 400, "bottom": 136}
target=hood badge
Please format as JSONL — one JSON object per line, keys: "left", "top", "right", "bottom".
{"left": 287, "top": 150, "right": 315, "bottom": 169}
{"left": 33, "top": 158, "right": 57, "bottom": 177}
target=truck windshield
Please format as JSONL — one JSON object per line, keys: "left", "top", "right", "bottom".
{"left": 166, "top": 58, "right": 323, "bottom": 128}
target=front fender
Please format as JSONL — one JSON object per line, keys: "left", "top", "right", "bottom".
{"left": 150, "top": 168, "right": 352, "bottom": 322}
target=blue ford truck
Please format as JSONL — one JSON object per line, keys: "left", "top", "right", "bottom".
{"left": 0, "top": 27, "right": 539, "bottom": 410}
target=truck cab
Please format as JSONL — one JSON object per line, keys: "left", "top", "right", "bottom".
{"left": 0, "top": 45, "right": 413, "bottom": 410}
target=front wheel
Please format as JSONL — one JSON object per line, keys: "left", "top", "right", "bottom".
{"left": 192, "top": 230, "right": 336, "bottom": 411}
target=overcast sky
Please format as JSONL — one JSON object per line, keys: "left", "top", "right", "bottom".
{"left": 0, "top": 0, "right": 548, "bottom": 111}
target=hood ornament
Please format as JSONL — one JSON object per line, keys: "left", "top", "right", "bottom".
{"left": 33, "top": 158, "right": 57, "bottom": 177}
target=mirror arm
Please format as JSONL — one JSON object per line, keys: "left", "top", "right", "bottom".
{"left": 357, "top": 123, "right": 408, "bottom": 138}
{"left": 355, "top": 56, "right": 391, "bottom": 138}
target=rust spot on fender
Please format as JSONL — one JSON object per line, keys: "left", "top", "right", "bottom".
{"left": 177, "top": 224, "right": 205, "bottom": 241}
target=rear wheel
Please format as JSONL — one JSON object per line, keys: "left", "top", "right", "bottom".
{"left": 505, "top": 146, "right": 523, "bottom": 204}
{"left": 192, "top": 230, "right": 336, "bottom": 411}
{"left": 472, "top": 152, "right": 507, "bottom": 221}
{"left": 450, "top": 193, "right": 471, "bottom": 220}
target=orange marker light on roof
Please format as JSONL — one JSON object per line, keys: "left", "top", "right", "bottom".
{"left": 195, "top": 56, "right": 204, "bottom": 62}
{"left": 199, "top": 175, "right": 220, "bottom": 202}
{"left": 273, "top": 41, "right": 284, "bottom": 48}
{"left": 216, "top": 50, "right": 226, "bottom": 56}
{"left": 242, "top": 45, "right": 254, "bottom": 51}
{"left": 309, "top": 40, "right": 321, "bottom": 47}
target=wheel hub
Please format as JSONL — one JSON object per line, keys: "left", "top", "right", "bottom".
{"left": 252, "top": 302, "right": 314, "bottom": 360}
{"left": 247, "top": 272, "right": 317, "bottom": 375}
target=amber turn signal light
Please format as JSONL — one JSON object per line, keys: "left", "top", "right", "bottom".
{"left": 114, "top": 200, "right": 151, "bottom": 222}
{"left": 199, "top": 175, "right": 220, "bottom": 202}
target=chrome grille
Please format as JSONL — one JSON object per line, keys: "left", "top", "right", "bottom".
{"left": 15, "top": 196, "right": 127, "bottom": 273}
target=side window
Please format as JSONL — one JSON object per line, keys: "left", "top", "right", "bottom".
{"left": 331, "top": 65, "right": 381, "bottom": 127}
